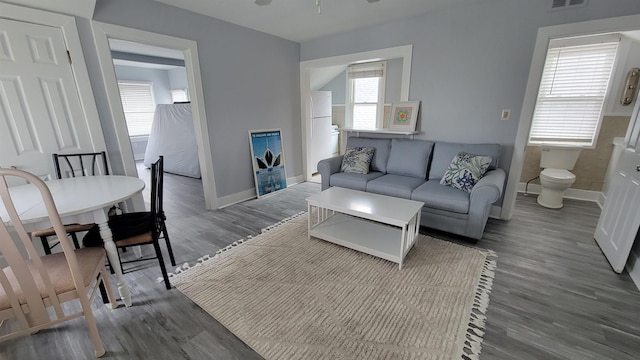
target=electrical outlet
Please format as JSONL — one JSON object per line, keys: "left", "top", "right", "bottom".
{"left": 501, "top": 109, "right": 511, "bottom": 121}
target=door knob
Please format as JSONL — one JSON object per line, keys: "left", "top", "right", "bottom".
{"left": 637, "top": 165, "right": 640, "bottom": 172}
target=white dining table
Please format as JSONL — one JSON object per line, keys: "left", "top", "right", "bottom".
{"left": 0, "top": 175, "right": 145, "bottom": 307}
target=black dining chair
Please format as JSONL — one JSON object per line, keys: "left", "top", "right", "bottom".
{"left": 32, "top": 151, "right": 111, "bottom": 254}
{"left": 83, "top": 156, "right": 176, "bottom": 289}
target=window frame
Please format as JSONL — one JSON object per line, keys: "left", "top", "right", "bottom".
{"left": 527, "top": 35, "right": 621, "bottom": 148}
{"left": 117, "top": 80, "right": 157, "bottom": 138}
{"left": 170, "top": 88, "right": 189, "bottom": 103}
{"left": 345, "top": 61, "right": 386, "bottom": 130}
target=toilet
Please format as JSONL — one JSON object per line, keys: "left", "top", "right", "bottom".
{"left": 537, "top": 145, "right": 582, "bottom": 209}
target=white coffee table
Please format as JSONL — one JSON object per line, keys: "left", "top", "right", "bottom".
{"left": 306, "top": 187, "right": 424, "bottom": 269}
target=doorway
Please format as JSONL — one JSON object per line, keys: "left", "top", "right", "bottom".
{"left": 107, "top": 38, "right": 206, "bottom": 212}
{"left": 516, "top": 32, "right": 638, "bottom": 207}
{"left": 91, "top": 21, "right": 219, "bottom": 210}
{"left": 300, "top": 45, "right": 414, "bottom": 181}
{"left": 503, "top": 13, "right": 640, "bottom": 220}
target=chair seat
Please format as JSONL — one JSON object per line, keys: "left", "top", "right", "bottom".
{"left": 0, "top": 247, "right": 106, "bottom": 311}
{"left": 114, "top": 231, "right": 153, "bottom": 247}
{"left": 32, "top": 223, "right": 95, "bottom": 237}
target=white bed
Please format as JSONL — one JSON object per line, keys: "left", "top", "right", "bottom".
{"left": 143, "top": 103, "right": 201, "bottom": 178}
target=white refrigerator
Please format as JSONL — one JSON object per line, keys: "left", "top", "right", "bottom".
{"left": 310, "top": 91, "right": 334, "bottom": 175}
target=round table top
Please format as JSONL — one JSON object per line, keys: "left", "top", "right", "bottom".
{"left": 2, "top": 175, "right": 145, "bottom": 225}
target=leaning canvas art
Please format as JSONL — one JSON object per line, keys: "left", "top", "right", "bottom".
{"left": 249, "top": 129, "right": 287, "bottom": 197}
{"left": 388, "top": 101, "right": 420, "bottom": 131}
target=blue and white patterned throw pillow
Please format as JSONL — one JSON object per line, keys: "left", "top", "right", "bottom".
{"left": 341, "top": 147, "right": 375, "bottom": 174}
{"left": 440, "top": 152, "right": 492, "bottom": 193}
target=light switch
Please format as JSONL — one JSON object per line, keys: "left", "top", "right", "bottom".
{"left": 501, "top": 109, "right": 511, "bottom": 121}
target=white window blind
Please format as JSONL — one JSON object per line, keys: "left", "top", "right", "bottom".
{"left": 347, "top": 61, "right": 385, "bottom": 130}
{"left": 529, "top": 40, "right": 619, "bottom": 146}
{"left": 118, "top": 82, "right": 156, "bottom": 137}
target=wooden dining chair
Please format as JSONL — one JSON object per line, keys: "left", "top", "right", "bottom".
{"left": 83, "top": 156, "right": 176, "bottom": 289}
{"left": 32, "top": 152, "right": 110, "bottom": 255}
{"left": 0, "top": 167, "right": 116, "bottom": 358}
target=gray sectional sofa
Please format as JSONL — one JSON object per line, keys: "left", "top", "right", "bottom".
{"left": 317, "top": 137, "right": 506, "bottom": 241}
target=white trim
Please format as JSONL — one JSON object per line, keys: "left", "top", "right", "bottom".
{"left": 300, "top": 45, "right": 413, "bottom": 180}
{"left": 0, "top": 3, "right": 108, "bottom": 171}
{"left": 90, "top": 21, "right": 218, "bottom": 210}
{"left": 217, "top": 175, "right": 306, "bottom": 208}
{"left": 0, "top": 0, "right": 96, "bottom": 19}
{"left": 217, "top": 189, "right": 257, "bottom": 209}
{"left": 504, "top": 14, "right": 640, "bottom": 220}
{"left": 517, "top": 182, "right": 604, "bottom": 207}
{"left": 287, "top": 174, "right": 305, "bottom": 186}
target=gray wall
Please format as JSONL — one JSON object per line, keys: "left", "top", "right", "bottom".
{"left": 320, "top": 71, "right": 346, "bottom": 105}
{"left": 168, "top": 68, "right": 188, "bottom": 92}
{"left": 301, "top": 0, "right": 640, "bottom": 181}
{"left": 87, "top": 0, "right": 301, "bottom": 198}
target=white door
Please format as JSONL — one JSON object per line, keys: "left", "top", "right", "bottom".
{"left": 594, "top": 148, "right": 640, "bottom": 273}
{"left": 0, "top": 18, "right": 100, "bottom": 181}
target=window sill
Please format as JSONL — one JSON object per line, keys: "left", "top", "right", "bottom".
{"left": 129, "top": 135, "right": 150, "bottom": 142}
{"left": 340, "top": 128, "right": 419, "bottom": 136}
{"left": 527, "top": 141, "right": 595, "bottom": 150}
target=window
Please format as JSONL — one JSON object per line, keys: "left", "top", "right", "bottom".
{"left": 528, "top": 38, "right": 619, "bottom": 147}
{"left": 171, "top": 88, "right": 189, "bottom": 103}
{"left": 346, "top": 61, "right": 386, "bottom": 130}
{"left": 118, "top": 81, "right": 156, "bottom": 137}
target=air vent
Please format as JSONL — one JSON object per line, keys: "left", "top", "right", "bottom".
{"left": 552, "top": 0, "right": 586, "bottom": 9}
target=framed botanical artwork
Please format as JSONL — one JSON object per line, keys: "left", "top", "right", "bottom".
{"left": 249, "top": 129, "right": 287, "bottom": 197}
{"left": 388, "top": 101, "right": 420, "bottom": 131}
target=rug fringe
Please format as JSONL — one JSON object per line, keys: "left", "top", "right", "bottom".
{"left": 161, "top": 212, "right": 306, "bottom": 282}
{"left": 460, "top": 251, "right": 497, "bottom": 360}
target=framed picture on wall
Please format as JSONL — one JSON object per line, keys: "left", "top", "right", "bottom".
{"left": 249, "top": 129, "right": 287, "bottom": 197}
{"left": 388, "top": 101, "right": 420, "bottom": 131}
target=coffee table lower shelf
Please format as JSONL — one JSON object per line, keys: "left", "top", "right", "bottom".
{"left": 308, "top": 213, "right": 413, "bottom": 268}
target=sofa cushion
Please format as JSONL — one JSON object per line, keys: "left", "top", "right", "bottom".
{"left": 429, "top": 142, "right": 501, "bottom": 180}
{"left": 411, "top": 180, "right": 470, "bottom": 214}
{"left": 330, "top": 171, "right": 385, "bottom": 192}
{"left": 386, "top": 139, "right": 434, "bottom": 179}
{"left": 440, "top": 152, "right": 492, "bottom": 193}
{"left": 341, "top": 147, "right": 375, "bottom": 174}
{"left": 346, "top": 137, "right": 392, "bottom": 173}
{"left": 366, "top": 174, "right": 426, "bottom": 199}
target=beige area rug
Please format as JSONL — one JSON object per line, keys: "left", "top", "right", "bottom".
{"left": 171, "top": 213, "right": 496, "bottom": 360}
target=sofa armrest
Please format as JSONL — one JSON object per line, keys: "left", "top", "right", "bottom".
{"left": 470, "top": 168, "right": 506, "bottom": 204}
{"left": 465, "top": 168, "right": 506, "bottom": 239}
{"left": 317, "top": 155, "right": 344, "bottom": 191}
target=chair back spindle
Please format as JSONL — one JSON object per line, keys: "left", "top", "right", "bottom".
{"left": 53, "top": 151, "right": 109, "bottom": 179}
{"left": 151, "top": 156, "right": 165, "bottom": 237}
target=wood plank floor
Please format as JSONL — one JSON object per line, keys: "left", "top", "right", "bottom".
{"left": 1, "top": 167, "right": 639, "bottom": 359}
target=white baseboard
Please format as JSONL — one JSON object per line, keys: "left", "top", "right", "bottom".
{"left": 517, "top": 182, "right": 604, "bottom": 208}
{"left": 286, "top": 174, "right": 305, "bottom": 186}
{"left": 217, "top": 174, "right": 306, "bottom": 209}
{"left": 217, "top": 188, "right": 256, "bottom": 209}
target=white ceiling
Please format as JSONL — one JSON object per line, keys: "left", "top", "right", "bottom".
{"left": 154, "top": 0, "right": 474, "bottom": 42}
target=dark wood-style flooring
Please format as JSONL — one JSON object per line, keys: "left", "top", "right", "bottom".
{"left": 1, "top": 166, "right": 639, "bottom": 359}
